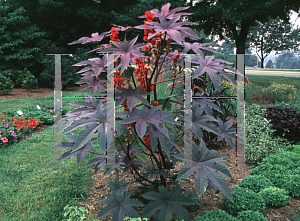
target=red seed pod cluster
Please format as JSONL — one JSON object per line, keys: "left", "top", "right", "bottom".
{"left": 144, "top": 11, "right": 155, "bottom": 42}
{"left": 134, "top": 57, "right": 154, "bottom": 92}
{"left": 143, "top": 134, "right": 151, "bottom": 148}
{"left": 110, "top": 27, "right": 120, "bottom": 42}
{"left": 114, "top": 69, "right": 125, "bottom": 89}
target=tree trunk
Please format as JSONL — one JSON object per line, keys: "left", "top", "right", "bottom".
{"left": 261, "top": 37, "right": 264, "bottom": 68}
{"left": 261, "top": 58, "right": 264, "bottom": 68}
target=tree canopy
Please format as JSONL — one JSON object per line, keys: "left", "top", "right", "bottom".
{"left": 245, "top": 16, "right": 300, "bottom": 68}
{"left": 186, "top": 0, "right": 300, "bottom": 54}
{"left": 0, "top": 4, "right": 45, "bottom": 82}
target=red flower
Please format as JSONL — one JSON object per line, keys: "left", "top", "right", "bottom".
{"left": 154, "top": 101, "right": 158, "bottom": 106}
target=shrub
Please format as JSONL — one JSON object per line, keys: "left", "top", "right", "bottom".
{"left": 192, "top": 209, "right": 236, "bottom": 221}
{"left": 262, "top": 82, "right": 297, "bottom": 103}
{"left": 264, "top": 106, "right": 300, "bottom": 144}
{"left": 258, "top": 186, "right": 291, "bottom": 207}
{"left": 0, "top": 73, "right": 14, "bottom": 94}
{"left": 21, "top": 73, "right": 39, "bottom": 93}
{"left": 247, "top": 83, "right": 274, "bottom": 104}
{"left": 238, "top": 175, "right": 274, "bottom": 193}
{"left": 222, "top": 186, "right": 266, "bottom": 215}
{"left": 244, "top": 103, "right": 292, "bottom": 166}
{"left": 235, "top": 210, "right": 268, "bottom": 221}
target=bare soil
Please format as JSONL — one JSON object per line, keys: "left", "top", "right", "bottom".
{"left": 2, "top": 86, "right": 300, "bottom": 221}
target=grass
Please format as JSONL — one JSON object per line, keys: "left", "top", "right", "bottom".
{"left": 244, "top": 74, "right": 300, "bottom": 101}
{"left": 0, "top": 72, "right": 299, "bottom": 220}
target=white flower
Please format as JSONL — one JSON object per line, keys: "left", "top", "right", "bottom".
{"left": 17, "top": 110, "right": 23, "bottom": 115}
{"left": 36, "top": 105, "right": 41, "bottom": 110}
{"left": 175, "top": 117, "right": 178, "bottom": 121}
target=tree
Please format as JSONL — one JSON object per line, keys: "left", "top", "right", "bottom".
{"left": 275, "top": 50, "right": 300, "bottom": 69}
{"left": 0, "top": 4, "right": 45, "bottom": 83}
{"left": 245, "top": 17, "right": 299, "bottom": 68}
{"left": 266, "top": 59, "right": 274, "bottom": 68}
{"left": 185, "top": 0, "right": 300, "bottom": 78}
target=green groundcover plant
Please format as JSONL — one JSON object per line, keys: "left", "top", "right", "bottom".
{"left": 53, "top": 3, "right": 245, "bottom": 221}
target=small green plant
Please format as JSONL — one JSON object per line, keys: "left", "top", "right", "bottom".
{"left": 124, "top": 217, "right": 149, "bottom": 221}
{"left": 0, "top": 73, "right": 14, "bottom": 94}
{"left": 235, "top": 210, "right": 268, "bottom": 221}
{"left": 222, "top": 186, "right": 266, "bottom": 215}
{"left": 238, "top": 175, "right": 274, "bottom": 193}
{"left": 192, "top": 209, "right": 236, "bottom": 221}
{"left": 258, "top": 186, "right": 291, "bottom": 207}
{"left": 62, "top": 200, "right": 99, "bottom": 221}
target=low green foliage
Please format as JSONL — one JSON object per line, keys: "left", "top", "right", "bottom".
{"left": 250, "top": 163, "right": 294, "bottom": 180}
{"left": 235, "top": 210, "right": 268, "bottom": 221}
{"left": 238, "top": 175, "right": 274, "bottom": 193}
{"left": 192, "top": 209, "right": 236, "bottom": 221}
{"left": 258, "top": 186, "right": 291, "bottom": 207}
{"left": 271, "top": 174, "right": 300, "bottom": 199}
{"left": 259, "top": 151, "right": 300, "bottom": 170}
{"left": 222, "top": 186, "right": 266, "bottom": 215}
{"left": 244, "top": 103, "right": 292, "bottom": 166}
{"left": 0, "top": 73, "right": 14, "bottom": 95}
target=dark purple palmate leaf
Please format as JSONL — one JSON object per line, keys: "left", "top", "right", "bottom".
{"left": 54, "top": 96, "right": 105, "bottom": 134}
{"left": 73, "top": 56, "right": 115, "bottom": 78}
{"left": 67, "top": 31, "right": 111, "bottom": 45}
{"left": 54, "top": 136, "right": 98, "bottom": 165}
{"left": 138, "top": 3, "right": 193, "bottom": 20}
{"left": 96, "top": 191, "right": 144, "bottom": 221}
{"left": 215, "top": 117, "right": 244, "bottom": 149}
{"left": 192, "top": 95, "right": 223, "bottom": 116}
{"left": 146, "top": 123, "right": 176, "bottom": 158}
{"left": 141, "top": 184, "right": 195, "bottom": 221}
{"left": 115, "top": 84, "right": 151, "bottom": 112}
{"left": 120, "top": 105, "right": 180, "bottom": 139}
{"left": 135, "top": 15, "right": 199, "bottom": 45}
{"left": 191, "top": 103, "right": 222, "bottom": 141}
{"left": 173, "top": 42, "right": 224, "bottom": 57}
{"left": 101, "top": 35, "right": 147, "bottom": 74}
{"left": 172, "top": 140, "right": 234, "bottom": 203}
{"left": 75, "top": 76, "right": 106, "bottom": 95}
{"left": 105, "top": 176, "right": 128, "bottom": 195}
{"left": 191, "top": 55, "right": 241, "bottom": 91}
